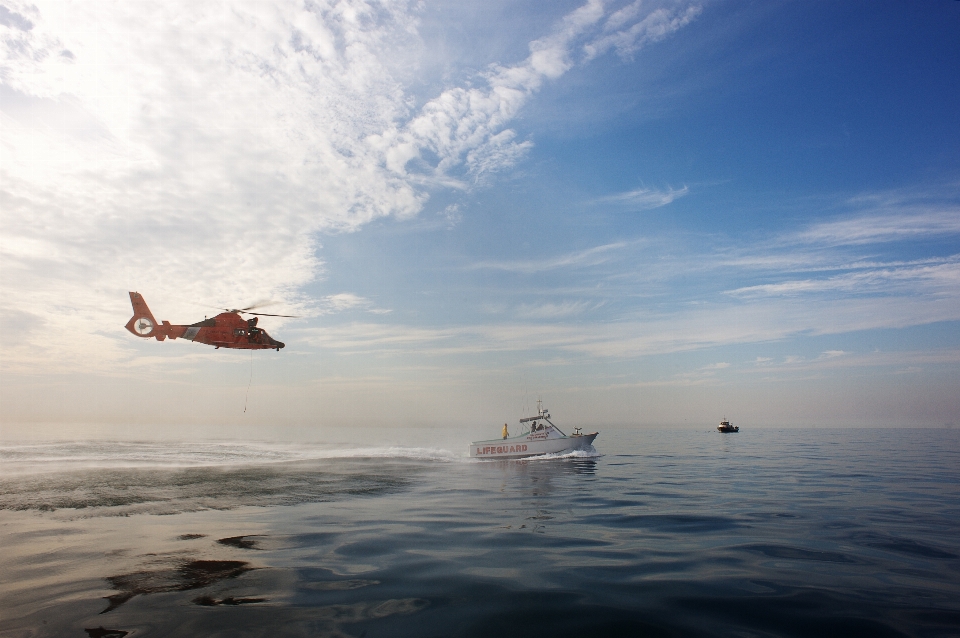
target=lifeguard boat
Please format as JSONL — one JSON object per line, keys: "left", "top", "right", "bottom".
{"left": 469, "top": 399, "right": 598, "bottom": 459}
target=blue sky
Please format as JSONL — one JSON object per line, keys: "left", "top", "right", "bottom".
{"left": 1, "top": 0, "right": 959, "bottom": 437}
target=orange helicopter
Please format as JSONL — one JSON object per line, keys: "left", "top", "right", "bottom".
{"left": 124, "top": 292, "right": 289, "bottom": 350}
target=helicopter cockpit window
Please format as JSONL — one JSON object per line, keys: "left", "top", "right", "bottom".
{"left": 233, "top": 328, "right": 246, "bottom": 336}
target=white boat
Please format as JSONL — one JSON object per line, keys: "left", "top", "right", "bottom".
{"left": 717, "top": 417, "right": 739, "bottom": 433}
{"left": 469, "top": 399, "right": 598, "bottom": 459}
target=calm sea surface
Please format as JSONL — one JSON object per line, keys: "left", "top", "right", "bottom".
{"left": 1, "top": 428, "right": 959, "bottom": 637}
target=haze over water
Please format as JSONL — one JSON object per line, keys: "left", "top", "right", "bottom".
{"left": 2, "top": 427, "right": 958, "bottom": 637}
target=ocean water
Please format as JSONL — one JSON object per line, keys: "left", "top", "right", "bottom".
{"left": 1, "top": 428, "right": 959, "bottom": 638}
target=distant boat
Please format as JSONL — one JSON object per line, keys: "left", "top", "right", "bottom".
{"left": 717, "top": 418, "right": 739, "bottom": 433}
{"left": 469, "top": 399, "right": 598, "bottom": 459}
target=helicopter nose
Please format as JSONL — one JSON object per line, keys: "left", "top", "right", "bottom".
{"left": 276, "top": 341, "right": 285, "bottom": 349}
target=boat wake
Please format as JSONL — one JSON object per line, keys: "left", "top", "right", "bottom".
{"left": 521, "top": 446, "right": 601, "bottom": 461}
{"left": 0, "top": 441, "right": 459, "bottom": 476}
{"left": 0, "top": 441, "right": 464, "bottom": 516}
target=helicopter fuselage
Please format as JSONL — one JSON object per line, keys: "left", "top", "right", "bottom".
{"left": 124, "top": 292, "right": 285, "bottom": 350}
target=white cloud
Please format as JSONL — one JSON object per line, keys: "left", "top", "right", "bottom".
{"left": 516, "top": 300, "right": 601, "bottom": 319}
{"left": 700, "top": 190, "right": 960, "bottom": 336}
{"left": 366, "top": 1, "right": 609, "bottom": 183}
{"left": 301, "top": 294, "right": 960, "bottom": 361}
{"left": 796, "top": 211, "right": 960, "bottom": 246}
{"left": 368, "top": 0, "right": 702, "bottom": 185}
{"left": 597, "top": 185, "right": 689, "bottom": 209}
{"left": 725, "top": 257, "right": 960, "bottom": 298}
{"left": 818, "top": 350, "right": 846, "bottom": 359}
{"left": 322, "top": 294, "right": 367, "bottom": 312}
{"left": 299, "top": 322, "right": 462, "bottom": 351}
{"left": 738, "top": 349, "right": 960, "bottom": 376}
{"left": 471, "top": 240, "right": 631, "bottom": 273}
{"left": 440, "top": 204, "right": 462, "bottom": 229}
{"left": 584, "top": 2, "right": 703, "bottom": 61}
{"left": 320, "top": 293, "right": 390, "bottom": 315}
{"left": 0, "top": 0, "right": 702, "bottom": 373}
{"left": 700, "top": 362, "right": 730, "bottom": 370}
{"left": 792, "top": 189, "right": 960, "bottom": 247}
{"left": 1, "top": 0, "right": 424, "bottom": 372}
{"left": 713, "top": 188, "right": 960, "bottom": 280}
{"left": 296, "top": 183, "right": 960, "bottom": 397}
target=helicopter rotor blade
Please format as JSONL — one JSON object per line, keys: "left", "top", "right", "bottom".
{"left": 217, "top": 301, "right": 298, "bottom": 317}
{"left": 239, "top": 301, "right": 276, "bottom": 312}
{"left": 243, "top": 311, "right": 299, "bottom": 318}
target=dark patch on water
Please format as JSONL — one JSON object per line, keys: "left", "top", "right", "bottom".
{"left": 441, "top": 592, "right": 675, "bottom": 638}
{"left": 675, "top": 589, "right": 911, "bottom": 638}
{"left": 859, "top": 536, "right": 958, "bottom": 559}
{"left": 333, "top": 537, "right": 399, "bottom": 558}
{"left": 581, "top": 513, "right": 740, "bottom": 533}
{"left": 218, "top": 534, "right": 263, "bottom": 550}
{"left": 324, "top": 597, "right": 430, "bottom": 621}
{"left": 822, "top": 520, "right": 864, "bottom": 530}
{"left": 903, "top": 608, "right": 960, "bottom": 627}
{"left": 282, "top": 531, "right": 341, "bottom": 547}
{"left": 177, "top": 533, "right": 206, "bottom": 540}
{"left": 102, "top": 559, "right": 254, "bottom": 612}
{"left": 303, "top": 579, "right": 380, "bottom": 591}
{"left": 84, "top": 628, "right": 129, "bottom": 638}
{"left": 192, "top": 595, "right": 267, "bottom": 606}
{"left": 526, "top": 510, "right": 554, "bottom": 521}
{"left": 742, "top": 544, "right": 857, "bottom": 563}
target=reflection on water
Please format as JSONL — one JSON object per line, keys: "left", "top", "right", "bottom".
{"left": 84, "top": 627, "right": 128, "bottom": 638}
{"left": 103, "top": 558, "right": 255, "bottom": 612}
{"left": 1, "top": 430, "right": 959, "bottom": 637}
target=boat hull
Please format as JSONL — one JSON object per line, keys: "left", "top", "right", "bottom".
{"left": 717, "top": 426, "right": 739, "bottom": 433}
{"left": 469, "top": 433, "right": 597, "bottom": 459}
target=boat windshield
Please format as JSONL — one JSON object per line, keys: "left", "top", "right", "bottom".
{"left": 524, "top": 420, "right": 567, "bottom": 436}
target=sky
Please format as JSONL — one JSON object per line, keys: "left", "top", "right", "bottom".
{"left": 1, "top": 0, "right": 959, "bottom": 439}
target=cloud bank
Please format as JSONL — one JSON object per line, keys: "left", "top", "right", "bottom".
{"left": 0, "top": 0, "right": 702, "bottom": 373}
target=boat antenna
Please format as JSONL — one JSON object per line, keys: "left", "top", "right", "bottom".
{"left": 521, "top": 374, "right": 527, "bottom": 419}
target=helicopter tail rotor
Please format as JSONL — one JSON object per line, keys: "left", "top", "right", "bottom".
{"left": 125, "top": 292, "right": 164, "bottom": 340}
